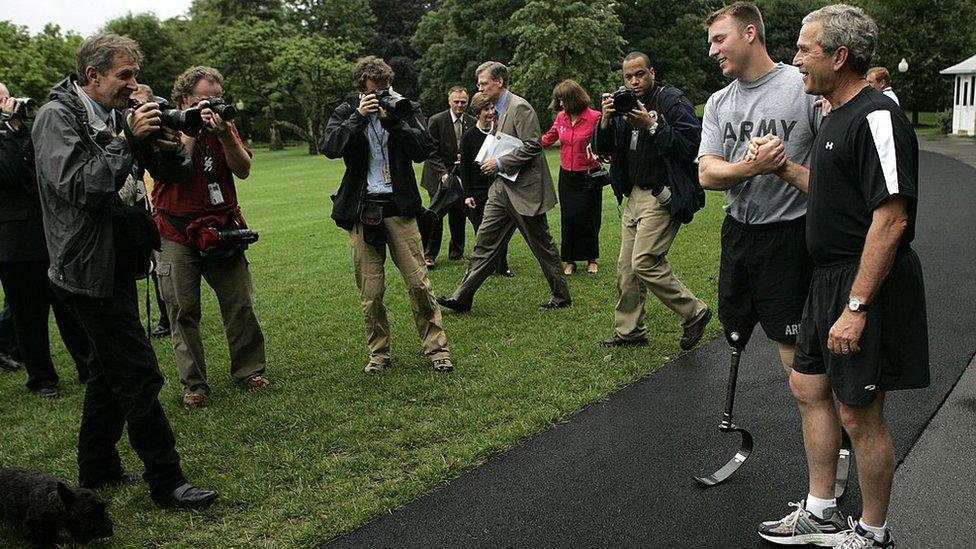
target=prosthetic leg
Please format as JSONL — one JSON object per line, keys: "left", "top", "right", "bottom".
{"left": 694, "top": 331, "right": 753, "bottom": 486}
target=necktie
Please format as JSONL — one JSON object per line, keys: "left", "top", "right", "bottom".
{"left": 454, "top": 118, "right": 462, "bottom": 147}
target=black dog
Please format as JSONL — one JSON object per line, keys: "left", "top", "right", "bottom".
{"left": 0, "top": 468, "right": 114, "bottom": 547}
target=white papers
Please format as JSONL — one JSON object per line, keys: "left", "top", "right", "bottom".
{"left": 475, "top": 131, "right": 523, "bottom": 181}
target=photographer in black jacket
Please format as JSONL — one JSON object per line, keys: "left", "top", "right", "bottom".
{"left": 0, "top": 82, "right": 94, "bottom": 398}
{"left": 31, "top": 33, "right": 217, "bottom": 509}
{"left": 592, "top": 51, "right": 711, "bottom": 351}
{"left": 320, "top": 56, "right": 453, "bottom": 375}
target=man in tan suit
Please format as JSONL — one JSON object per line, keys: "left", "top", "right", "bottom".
{"left": 438, "top": 61, "right": 571, "bottom": 312}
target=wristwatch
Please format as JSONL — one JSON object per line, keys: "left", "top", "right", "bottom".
{"left": 847, "top": 297, "right": 869, "bottom": 313}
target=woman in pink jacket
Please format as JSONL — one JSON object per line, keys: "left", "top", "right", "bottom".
{"left": 542, "top": 79, "right": 604, "bottom": 275}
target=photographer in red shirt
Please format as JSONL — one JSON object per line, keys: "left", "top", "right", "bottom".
{"left": 152, "top": 66, "right": 268, "bottom": 408}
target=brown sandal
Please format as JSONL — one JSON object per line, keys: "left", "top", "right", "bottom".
{"left": 182, "top": 393, "right": 205, "bottom": 407}
{"left": 563, "top": 262, "right": 577, "bottom": 275}
{"left": 586, "top": 261, "right": 598, "bottom": 274}
{"left": 245, "top": 374, "right": 271, "bottom": 389}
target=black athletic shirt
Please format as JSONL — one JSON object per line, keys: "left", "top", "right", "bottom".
{"left": 806, "top": 86, "right": 918, "bottom": 265}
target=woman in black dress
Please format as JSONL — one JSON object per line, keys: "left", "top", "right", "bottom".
{"left": 459, "top": 92, "right": 511, "bottom": 276}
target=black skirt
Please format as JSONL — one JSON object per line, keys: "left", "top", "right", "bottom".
{"left": 557, "top": 168, "right": 603, "bottom": 262}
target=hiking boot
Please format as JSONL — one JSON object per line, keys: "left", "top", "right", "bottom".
{"left": 758, "top": 500, "right": 849, "bottom": 546}
{"left": 680, "top": 308, "right": 711, "bottom": 351}
{"left": 432, "top": 358, "right": 454, "bottom": 373}
{"left": 600, "top": 334, "right": 648, "bottom": 348}
{"left": 835, "top": 518, "right": 895, "bottom": 549}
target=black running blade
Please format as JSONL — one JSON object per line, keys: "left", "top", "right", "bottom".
{"left": 694, "top": 428, "right": 754, "bottom": 486}
{"left": 834, "top": 431, "right": 853, "bottom": 499}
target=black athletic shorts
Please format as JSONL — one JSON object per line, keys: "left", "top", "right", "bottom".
{"left": 718, "top": 215, "right": 812, "bottom": 347}
{"left": 793, "top": 248, "right": 930, "bottom": 406}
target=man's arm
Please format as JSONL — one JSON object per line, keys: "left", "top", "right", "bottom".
{"left": 319, "top": 102, "right": 368, "bottom": 159}
{"left": 424, "top": 114, "right": 449, "bottom": 180}
{"left": 32, "top": 105, "right": 133, "bottom": 212}
{"left": 496, "top": 101, "right": 543, "bottom": 173}
{"left": 649, "top": 91, "right": 700, "bottom": 163}
{"left": 384, "top": 107, "right": 434, "bottom": 163}
{"left": 827, "top": 196, "right": 909, "bottom": 355}
{"left": 217, "top": 123, "right": 250, "bottom": 179}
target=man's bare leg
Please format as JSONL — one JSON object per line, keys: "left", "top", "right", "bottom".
{"left": 777, "top": 342, "right": 796, "bottom": 375}
{"left": 839, "top": 392, "right": 893, "bottom": 527}
{"left": 789, "top": 370, "right": 842, "bottom": 499}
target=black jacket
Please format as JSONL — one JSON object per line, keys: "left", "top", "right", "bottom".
{"left": 420, "top": 109, "right": 476, "bottom": 196}
{"left": 320, "top": 97, "right": 433, "bottom": 231}
{"left": 0, "top": 125, "right": 47, "bottom": 262}
{"left": 592, "top": 84, "right": 705, "bottom": 223}
{"left": 31, "top": 76, "right": 191, "bottom": 297}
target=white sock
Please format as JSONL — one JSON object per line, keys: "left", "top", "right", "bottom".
{"left": 804, "top": 494, "right": 837, "bottom": 518}
{"left": 859, "top": 519, "right": 889, "bottom": 539}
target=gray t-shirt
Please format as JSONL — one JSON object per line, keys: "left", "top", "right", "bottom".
{"left": 698, "top": 63, "right": 819, "bottom": 224}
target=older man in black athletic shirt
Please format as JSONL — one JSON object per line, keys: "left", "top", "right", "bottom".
{"left": 757, "top": 5, "right": 927, "bottom": 549}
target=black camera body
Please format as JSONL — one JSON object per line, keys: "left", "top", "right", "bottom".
{"left": 202, "top": 97, "right": 237, "bottom": 121}
{"left": 218, "top": 228, "right": 259, "bottom": 245}
{"left": 130, "top": 96, "right": 204, "bottom": 136}
{"left": 611, "top": 87, "right": 638, "bottom": 116}
{"left": 0, "top": 98, "right": 37, "bottom": 121}
{"left": 374, "top": 89, "right": 413, "bottom": 120}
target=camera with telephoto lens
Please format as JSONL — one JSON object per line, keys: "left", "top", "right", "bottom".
{"left": 200, "top": 96, "right": 237, "bottom": 121}
{"left": 374, "top": 89, "right": 413, "bottom": 120}
{"left": 611, "top": 86, "right": 638, "bottom": 116}
{"left": 218, "top": 228, "right": 259, "bottom": 245}
{"left": 130, "top": 95, "right": 204, "bottom": 136}
{"left": 0, "top": 97, "right": 37, "bottom": 121}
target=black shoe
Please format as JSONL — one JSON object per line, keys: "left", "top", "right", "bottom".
{"left": 0, "top": 352, "right": 21, "bottom": 372}
{"left": 153, "top": 483, "right": 219, "bottom": 510}
{"left": 449, "top": 254, "right": 464, "bottom": 260}
{"left": 151, "top": 324, "right": 171, "bottom": 338}
{"left": 600, "top": 334, "right": 648, "bottom": 348}
{"left": 539, "top": 299, "right": 572, "bottom": 310}
{"left": 436, "top": 296, "right": 471, "bottom": 312}
{"left": 680, "top": 308, "right": 712, "bottom": 351}
{"left": 36, "top": 386, "right": 59, "bottom": 398}
{"left": 495, "top": 269, "right": 515, "bottom": 277}
{"left": 82, "top": 470, "right": 143, "bottom": 490}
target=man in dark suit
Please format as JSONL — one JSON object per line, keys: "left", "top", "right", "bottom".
{"left": 0, "top": 83, "right": 93, "bottom": 397}
{"left": 437, "top": 61, "right": 571, "bottom": 312}
{"left": 421, "top": 86, "right": 476, "bottom": 267}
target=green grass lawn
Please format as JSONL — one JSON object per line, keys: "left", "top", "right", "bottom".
{"left": 1, "top": 147, "right": 727, "bottom": 547}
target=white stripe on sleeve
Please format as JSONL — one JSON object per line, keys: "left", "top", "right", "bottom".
{"left": 866, "top": 109, "right": 898, "bottom": 195}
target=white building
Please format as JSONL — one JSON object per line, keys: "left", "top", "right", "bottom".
{"left": 941, "top": 53, "right": 976, "bottom": 135}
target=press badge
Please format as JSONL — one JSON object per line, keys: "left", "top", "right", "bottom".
{"left": 629, "top": 129, "right": 640, "bottom": 151}
{"left": 381, "top": 166, "right": 392, "bottom": 184}
{"left": 208, "top": 182, "right": 225, "bottom": 205}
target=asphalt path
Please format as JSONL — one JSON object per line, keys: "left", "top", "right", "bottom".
{"left": 325, "top": 151, "right": 976, "bottom": 549}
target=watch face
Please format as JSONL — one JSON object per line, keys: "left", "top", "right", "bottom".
{"left": 848, "top": 299, "right": 861, "bottom": 311}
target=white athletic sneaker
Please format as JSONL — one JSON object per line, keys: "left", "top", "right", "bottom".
{"left": 835, "top": 517, "right": 896, "bottom": 548}
{"left": 757, "top": 500, "right": 850, "bottom": 546}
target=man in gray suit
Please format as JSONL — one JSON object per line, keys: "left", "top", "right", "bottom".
{"left": 437, "top": 61, "right": 571, "bottom": 312}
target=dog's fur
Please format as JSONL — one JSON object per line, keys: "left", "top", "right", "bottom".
{"left": 0, "top": 468, "right": 113, "bottom": 547}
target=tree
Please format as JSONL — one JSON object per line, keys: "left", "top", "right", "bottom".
{"left": 754, "top": 0, "right": 832, "bottom": 63}
{"left": 510, "top": 1, "right": 624, "bottom": 125}
{"left": 413, "top": 0, "right": 524, "bottom": 114}
{"left": 0, "top": 24, "right": 81, "bottom": 102}
{"left": 284, "top": 0, "right": 376, "bottom": 43}
{"left": 616, "top": 0, "right": 722, "bottom": 105}
{"left": 209, "top": 17, "right": 288, "bottom": 149}
{"left": 103, "top": 13, "right": 194, "bottom": 101}
{"left": 270, "top": 34, "right": 358, "bottom": 153}
{"left": 857, "top": 0, "right": 976, "bottom": 124}
{"left": 364, "top": 0, "right": 436, "bottom": 100}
